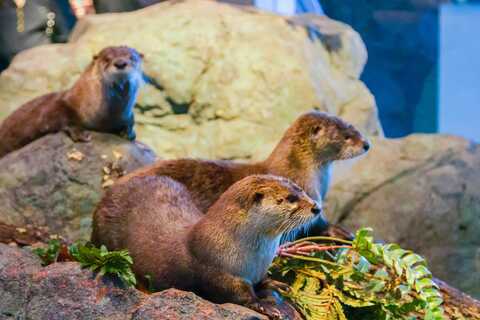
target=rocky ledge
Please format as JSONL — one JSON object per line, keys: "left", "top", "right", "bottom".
{"left": 0, "top": 243, "right": 265, "bottom": 320}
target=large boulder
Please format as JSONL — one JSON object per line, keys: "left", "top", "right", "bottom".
{"left": 0, "top": 0, "right": 381, "bottom": 161}
{"left": 0, "top": 132, "right": 156, "bottom": 240}
{"left": 326, "top": 134, "right": 480, "bottom": 297}
{"left": 0, "top": 244, "right": 264, "bottom": 320}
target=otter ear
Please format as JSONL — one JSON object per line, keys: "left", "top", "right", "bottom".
{"left": 253, "top": 192, "right": 264, "bottom": 204}
{"left": 311, "top": 125, "right": 322, "bottom": 135}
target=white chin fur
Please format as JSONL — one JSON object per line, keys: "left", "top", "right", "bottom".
{"left": 106, "top": 68, "right": 141, "bottom": 86}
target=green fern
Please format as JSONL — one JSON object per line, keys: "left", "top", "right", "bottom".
{"left": 269, "top": 228, "right": 446, "bottom": 320}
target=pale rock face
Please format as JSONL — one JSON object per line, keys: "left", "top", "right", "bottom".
{"left": 326, "top": 134, "right": 480, "bottom": 297}
{"left": 0, "top": 0, "right": 381, "bottom": 161}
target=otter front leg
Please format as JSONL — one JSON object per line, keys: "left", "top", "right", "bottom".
{"left": 64, "top": 126, "right": 92, "bottom": 143}
{"left": 202, "top": 272, "right": 285, "bottom": 320}
{"left": 120, "top": 116, "right": 136, "bottom": 141}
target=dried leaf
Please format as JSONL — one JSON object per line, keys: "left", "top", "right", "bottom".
{"left": 67, "top": 149, "right": 85, "bottom": 161}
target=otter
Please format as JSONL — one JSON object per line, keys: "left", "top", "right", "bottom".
{"left": 0, "top": 46, "right": 143, "bottom": 158}
{"left": 92, "top": 174, "right": 322, "bottom": 318}
{"left": 114, "top": 111, "right": 369, "bottom": 237}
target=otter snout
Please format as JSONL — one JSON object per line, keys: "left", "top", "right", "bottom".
{"left": 113, "top": 58, "right": 129, "bottom": 70}
{"left": 311, "top": 204, "right": 321, "bottom": 215}
{"left": 362, "top": 140, "right": 370, "bottom": 152}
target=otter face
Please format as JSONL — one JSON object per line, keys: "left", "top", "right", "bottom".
{"left": 299, "top": 111, "right": 370, "bottom": 162}
{"left": 93, "top": 46, "right": 143, "bottom": 84}
{"left": 237, "top": 175, "right": 325, "bottom": 236}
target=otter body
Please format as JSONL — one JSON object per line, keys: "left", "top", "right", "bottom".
{"left": 92, "top": 174, "right": 321, "bottom": 316}
{"left": 0, "top": 46, "right": 143, "bottom": 158}
{"left": 115, "top": 111, "right": 369, "bottom": 236}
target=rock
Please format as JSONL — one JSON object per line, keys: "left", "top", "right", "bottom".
{"left": 131, "top": 290, "right": 266, "bottom": 320}
{"left": 326, "top": 134, "right": 480, "bottom": 297}
{"left": 0, "top": 0, "right": 381, "bottom": 161}
{"left": 0, "top": 132, "right": 156, "bottom": 240}
{"left": 0, "top": 244, "right": 265, "bottom": 320}
{"left": 0, "top": 243, "right": 42, "bottom": 318}
{"left": 26, "top": 262, "right": 144, "bottom": 320}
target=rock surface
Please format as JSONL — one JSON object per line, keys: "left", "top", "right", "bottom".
{"left": 0, "top": 244, "right": 264, "bottom": 320}
{"left": 326, "top": 134, "right": 480, "bottom": 298}
{"left": 0, "top": 0, "right": 381, "bottom": 161}
{"left": 0, "top": 132, "right": 156, "bottom": 240}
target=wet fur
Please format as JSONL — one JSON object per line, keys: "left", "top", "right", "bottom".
{"left": 0, "top": 46, "right": 143, "bottom": 158}
{"left": 115, "top": 111, "right": 369, "bottom": 237}
{"left": 92, "top": 174, "right": 317, "bottom": 309}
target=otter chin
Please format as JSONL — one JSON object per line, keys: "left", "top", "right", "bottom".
{"left": 0, "top": 45, "right": 144, "bottom": 158}
{"left": 92, "top": 174, "right": 322, "bottom": 318}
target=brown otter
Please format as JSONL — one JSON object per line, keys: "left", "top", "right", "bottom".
{"left": 114, "top": 111, "right": 369, "bottom": 237}
{"left": 0, "top": 46, "right": 143, "bottom": 158}
{"left": 92, "top": 174, "right": 321, "bottom": 318}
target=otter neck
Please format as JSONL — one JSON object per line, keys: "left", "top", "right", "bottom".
{"left": 189, "top": 205, "right": 280, "bottom": 283}
{"left": 262, "top": 137, "right": 331, "bottom": 200}
{"left": 64, "top": 64, "right": 139, "bottom": 126}
{"left": 102, "top": 75, "right": 139, "bottom": 121}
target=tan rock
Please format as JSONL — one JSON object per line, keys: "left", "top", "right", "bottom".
{"left": 0, "top": 0, "right": 381, "bottom": 160}
{"left": 326, "top": 134, "right": 480, "bottom": 297}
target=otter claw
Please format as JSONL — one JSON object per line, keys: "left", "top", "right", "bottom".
{"left": 248, "top": 302, "right": 286, "bottom": 320}
{"left": 258, "top": 278, "right": 291, "bottom": 293}
{"left": 65, "top": 127, "right": 92, "bottom": 143}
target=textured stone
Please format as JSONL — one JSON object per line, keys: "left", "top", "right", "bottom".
{"left": 0, "top": 0, "right": 381, "bottom": 161}
{"left": 326, "top": 134, "right": 480, "bottom": 297}
{"left": 132, "top": 289, "right": 266, "bottom": 320}
{"left": 0, "top": 244, "right": 42, "bottom": 319}
{"left": 0, "top": 244, "right": 265, "bottom": 320}
{"left": 0, "top": 132, "right": 156, "bottom": 240}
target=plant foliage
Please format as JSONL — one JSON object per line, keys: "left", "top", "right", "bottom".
{"left": 32, "top": 238, "right": 61, "bottom": 266}
{"left": 269, "top": 228, "right": 446, "bottom": 320}
{"left": 33, "top": 239, "right": 137, "bottom": 287}
{"left": 69, "top": 242, "right": 137, "bottom": 287}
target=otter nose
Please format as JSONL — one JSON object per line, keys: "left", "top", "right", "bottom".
{"left": 113, "top": 59, "right": 128, "bottom": 70}
{"left": 311, "top": 205, "right": 321, "bottom": 215}
{"left": 363, "top": 141, "right": 370, "bottom": 152}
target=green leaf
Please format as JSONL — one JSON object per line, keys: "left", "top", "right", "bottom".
{"left": 32, "top": 239, "right": 61, "bottom": 266}
{"left": 67, "top": 242, "right": 137, "bottom": 287}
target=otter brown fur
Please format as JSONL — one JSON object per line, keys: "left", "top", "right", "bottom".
{"left": 0, "top": 46, "right": 143, "bottom": 158}
{"left": 114, "top": 111, "right": 369, "bottom": 237}
{"left": 92, "top": 174, "right": 321, "bottom": 317}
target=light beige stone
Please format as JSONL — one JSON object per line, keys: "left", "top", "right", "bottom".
{"left": 0, "top": 0, "right": 381, "bottom": 160}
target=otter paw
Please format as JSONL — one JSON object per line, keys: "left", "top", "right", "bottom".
{"left": 248, "top": 301, "right": 285, "bottom": 320}
{"left": 65, "top": 127, "right": 92, "bottom": 143}
{"left": 120, "top": 129, "right": 136, "bottom": 141}
{"left": 257, "top": 278, "right": 291, "bottom": 294}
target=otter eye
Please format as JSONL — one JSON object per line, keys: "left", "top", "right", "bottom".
{"left": 286, "top": 194, "right": 299, "bottom": 203}
{"left": 344, "top": 134, "right": 353, "bottom": 142}
{"left": 312, "top": 126, "right": 321, "bottom": 135}
{"left": 276, "top": 199, "right": 283, "bottom": 204}
{"left": 253, "top": 192, "right": 264, "bottom": 203}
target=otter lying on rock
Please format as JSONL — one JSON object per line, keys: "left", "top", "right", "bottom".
{"left": 92, "top": 174, "right": 322, "bottom": 319}
{"left": 113, "top": 111, "right": 369, "bottom": 238}
{"left": 0, "top": 46, "right": 143, "bottom": 158}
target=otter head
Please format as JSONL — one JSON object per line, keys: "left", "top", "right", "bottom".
{"left": 293, "top": 111, "right": 370, "bottom": 163}
{"left": 231, "top": 175, "right": 325, "bottom": 237}
{"left": 92, "top": 46, "right": 143, "bottom": 86}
